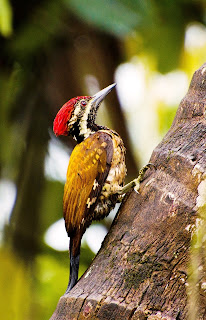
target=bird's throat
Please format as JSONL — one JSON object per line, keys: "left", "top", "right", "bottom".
{"left": 71, "top": 120, "right": 100, "bottom": 143}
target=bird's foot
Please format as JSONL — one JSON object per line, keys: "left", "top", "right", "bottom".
{"left": 117, "top": 163, "right": 155, "bottom": 195}
{"left": 134, "top": 163, "right": 155, "bottom": 193}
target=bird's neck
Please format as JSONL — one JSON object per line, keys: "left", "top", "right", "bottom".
{"left": 71, "top": 120, "right": 104, "bottom": 143}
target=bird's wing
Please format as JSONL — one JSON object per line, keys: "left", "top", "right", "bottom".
{"left": 63, "top": 131, "right": 113, "bottom": 236}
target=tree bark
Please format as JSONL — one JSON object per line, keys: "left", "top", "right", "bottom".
{"left": 51, "top": 63, "right": 206, "bottom": 320}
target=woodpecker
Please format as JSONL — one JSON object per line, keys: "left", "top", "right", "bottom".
{"left": 53, "top": 84, "right": 150, "bottom": 293}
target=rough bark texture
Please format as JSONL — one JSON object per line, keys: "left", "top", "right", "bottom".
{"left": 51, "top": 63, "right": 206, "bottom": 319}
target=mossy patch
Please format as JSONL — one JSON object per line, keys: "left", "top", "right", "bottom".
{"left": 124, "top": 254, "right": 163, "bottom": 289}
{"left": 126, "top": 251, "right": 144, "bottom": 264}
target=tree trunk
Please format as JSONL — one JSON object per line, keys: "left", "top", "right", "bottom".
{"left": 51, "top": 63, "right": 206, "bottom": 319}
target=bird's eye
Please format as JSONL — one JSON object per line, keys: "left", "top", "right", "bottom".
{"left": 81, "top": 100, "right": 87, "bottom": 107}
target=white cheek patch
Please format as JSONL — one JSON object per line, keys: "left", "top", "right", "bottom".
{"left": 67, "top": 103, "right": 82, "bottom": 130}
{"left": 78, "top": 101, "right": 93, "bottom": 138}
{"left": 68, "top": 114, "right": 77, "bottom": 129}
{"left": 74, "top": 104, "right": 82, "bottom": 117}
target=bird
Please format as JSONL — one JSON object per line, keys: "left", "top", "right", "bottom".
{"left": 53, "top": 83, "right": 151, "bottom": 293}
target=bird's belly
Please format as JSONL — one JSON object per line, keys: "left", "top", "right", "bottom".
{"left": 93, "top": 131, "right": 126, "bottom": 221}
{"left": 93, "top": 193, "right": 118, "bottom": 220}
{"left": 93, "top": 159, "right": 126, "bottom": 220}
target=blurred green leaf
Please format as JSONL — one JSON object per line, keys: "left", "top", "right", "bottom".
{"left": 0, "top": 249, "right": 31, "bottom": 320}
{"left": 8, "top": 1, "right": 63, "bottom": 61}
{"left": 33, "top": 247, "right": 94, "bottom": 319}
{"left": 39, "top": 180, "right": 64, "bottom": 235}
{"left": 0, "top": 0, "right": 12, "bottom": 37}
{"left": 34, "top": 254, "right": 69, "bottom": 319}
{"left": 157, "top": 103, "right": 177, "bottom": 135}
{"left": 64, "top": 0, "right": 200, "bottom": 72}
{"left": 64, "top": 0, "right": 141, "bottom": 36}
{"left": 0, "top": 64, "right": 26, "bottom": 179}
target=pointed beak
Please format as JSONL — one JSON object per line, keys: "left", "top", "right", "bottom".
{"left": 92, "top": 83, "right": 116, "bottom": 109}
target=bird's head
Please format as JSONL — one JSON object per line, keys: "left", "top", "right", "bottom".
{"left": 53, "top": 83, "right": 116, "bottom": 139}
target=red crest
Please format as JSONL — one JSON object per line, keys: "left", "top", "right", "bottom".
{"left": 53, "top": 96, "right": 89, "bottom": 136}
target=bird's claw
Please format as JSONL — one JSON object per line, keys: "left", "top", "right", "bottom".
{"left": 134, "top": 163, "right": 156, "bottom": 192}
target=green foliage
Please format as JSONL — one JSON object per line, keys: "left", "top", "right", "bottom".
{"left": 34, "top": 254, "right": 69, "bottom": 319}
{"left": 0, "top": 249, "right": 31, "bottom": 320}
{"left": 0, "top": 0, "right": 12, "bottom": 37}
{"left": 33, "top": 247, "right": 94, "bottom": 319}
{"left": 64, "top": 0, "right": 204, "bottom": 72}
{"left": 157, "top": 103, "right": 177, "bottom": 135}
{"left": 0, "top": 247, "right": 94, "bottom": 320}
{"left": 0, "top": 64, "right": 26, "bottom": 179}
{"left": 7, "top": 1, "right": 63, "bottom": 62}
{"left": 65, "top": 0, "right": 142, "bottom": 36}
{"left": 39, "top": 180, "right": 65, "bottom": 234}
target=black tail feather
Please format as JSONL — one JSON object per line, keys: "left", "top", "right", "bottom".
{"left": 65, "top": 236, "right": 80, "bottom": 294}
